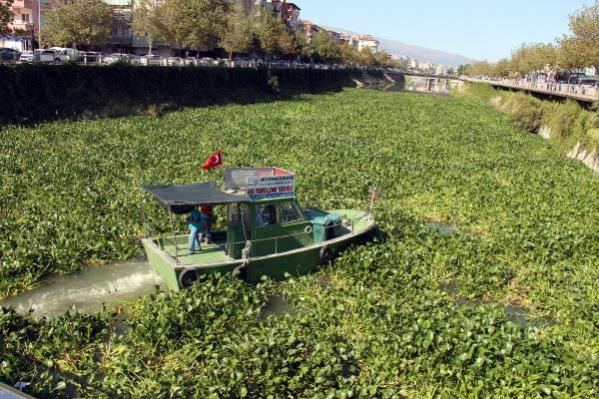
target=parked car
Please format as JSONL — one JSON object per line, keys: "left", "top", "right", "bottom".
{"left": 103, "top": 53, "right": 125, "bottom": 64}
{"left": 166, "top": 56, "right": 183, "bottom": 66}
{"left": 139, "top": 54, "right": 161, "bottom": 66}
{"left": 183, "top": 58, "right": 197, "bottom": 66}
{"left": 38, "top": 49, "right": 61, "bottom": 63}
{"left": 131, "top": 55, "right": 142, "bottom": 65}
{"left": 0, "top": 47, "right": 21, "bottom": 63}
{"left": 19, "top": 50, "right": 36, "bottom": 62}
{"left": 105, "top": 53, "right": 137, "bottom": 65}
{"left": 78, "top": 51, "right": 104, "bottom": 64}
{"left": 48, "top": 47, "right": 79, "bottom": 62}
{"left": 198, "top": 57, "right": 216, "bottom": 66}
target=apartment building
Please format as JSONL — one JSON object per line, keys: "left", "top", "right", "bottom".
{"left": 253, "top": 0, "right": 301, "bottom": 30}
{"left": 0, "top": 0, "right": 46, "bottom": 51}
{"left": 354, "top": 35, "right": 379, "bottom": 53}
{"left": 300, "top": 20, "right": 321, "bottom": 43}
{"left": 324, "top": 29, "right": 341, "bottom": 44}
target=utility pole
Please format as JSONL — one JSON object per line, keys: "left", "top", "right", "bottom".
{"left": 38, "top": 0, "right": 42, "bottom": 49}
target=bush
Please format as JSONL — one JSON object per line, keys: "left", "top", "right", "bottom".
{"left": 503, "top": 95, "right": 546, "bottom": 133}
{"left": 465, "top": 82, "right": 599, "bottom": 154}
{"left": 0, "top": 64, "right": 359, "bottom": 125}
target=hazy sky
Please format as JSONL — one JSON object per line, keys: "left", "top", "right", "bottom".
{"left": 297, "top": 0, "right": 593, "bottom": 61}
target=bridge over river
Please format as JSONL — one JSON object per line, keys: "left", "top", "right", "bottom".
{"left": 385, "top": 71, "right": 463, "bottom": 94}
{"left": 384, "top": 72, "right": 597, "bottom": 104}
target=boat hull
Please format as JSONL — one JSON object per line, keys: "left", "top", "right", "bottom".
{"left": 143, "top": 219, "right": 377, "bottom": 291}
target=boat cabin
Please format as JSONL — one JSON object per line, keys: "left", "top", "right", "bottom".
{"left": 223, "top": 168, "right": 316, "bottom": 259}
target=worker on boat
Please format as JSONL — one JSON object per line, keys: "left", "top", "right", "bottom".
{"left": 187, "top": 207, "right": 204, "bottom": 255}
{"left": 256, "top": 205, "right": 276, "bottom": 227}
{"left": 201, "top": 205, "right": 214, "bottom": 244}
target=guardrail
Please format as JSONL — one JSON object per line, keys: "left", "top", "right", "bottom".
{"left": 466, "top": 77, "right": 598, "bottom": 101}
{"left": 0, "top": 54, "right": 361, "bottom": 70}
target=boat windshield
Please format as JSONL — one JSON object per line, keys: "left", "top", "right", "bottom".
{"left": 279, "top": 201, "right": 303, "bottom": 223}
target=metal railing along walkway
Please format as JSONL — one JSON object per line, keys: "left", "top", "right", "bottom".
{"left": 466, "top": 77, "right": 598, "bottom": 102}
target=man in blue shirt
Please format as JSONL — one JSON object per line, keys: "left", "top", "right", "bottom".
{"left": 188, "top": 207, "right": 204, "bottom": 255}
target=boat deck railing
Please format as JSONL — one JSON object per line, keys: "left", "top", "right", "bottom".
{"left": 164, "top": 213, "right": 372, "bottom": 265}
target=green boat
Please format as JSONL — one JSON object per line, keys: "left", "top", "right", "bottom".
{"left": 141, "top": 168, "right": 377, "bottom": 290}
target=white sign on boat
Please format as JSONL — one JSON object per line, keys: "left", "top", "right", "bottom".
{"left": 246, "top": 174, "right": 295, "bottom": 200}
{"left": 224, "top": 167, "right": 296, "bottom": 200}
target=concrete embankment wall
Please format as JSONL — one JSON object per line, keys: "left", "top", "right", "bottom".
{"left": 0, "top": 64, "right": 360, "bottom": 125}
{"left": 466, "top": 83, "right": 599, "bottom": 174}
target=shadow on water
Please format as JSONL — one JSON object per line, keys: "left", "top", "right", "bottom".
{"left": 0, "top": 261, "right": 165, "bottom": 318}
{"left": 261, "top": 274, "right": 331, "bottom": 319}
{"left": 261, "top": 295, "right": 293, "bottom": 319}
{"left": 425, "top": 221, "right": 459, "bottom": 236}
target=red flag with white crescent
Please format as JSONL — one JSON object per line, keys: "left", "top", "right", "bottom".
{"left": 202, "top": 149, "right": 222, "bottom": 170}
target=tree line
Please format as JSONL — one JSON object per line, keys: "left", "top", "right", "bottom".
{"left": 0, "top": 0, "right": 401, "bottom": 67}
{"left": 459, "top": 3, "right": 599, "bottom": 77}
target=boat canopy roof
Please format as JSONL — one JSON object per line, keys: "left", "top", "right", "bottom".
{"left": 142, "top": 182, "right": 251, "bottom": 214}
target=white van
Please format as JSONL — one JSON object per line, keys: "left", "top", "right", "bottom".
{"left": 39, "top": 49, "right": 61, "bottom": 63}
{"left": 48, "top": 47, "right": 80, "bottom": 62}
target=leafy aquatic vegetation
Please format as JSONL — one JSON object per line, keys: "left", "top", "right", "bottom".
{"left": 1, "top": 89, "right": 598, "bottom": 397}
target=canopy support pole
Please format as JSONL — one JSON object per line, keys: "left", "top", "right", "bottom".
{"left": 139, "top": 188, "right": 147, "bottom": 238}
{"left": 168, "top": 207, "right": 179, "bottom": 265}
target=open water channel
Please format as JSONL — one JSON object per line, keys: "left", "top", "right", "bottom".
{"left": 403, "top": 76, "right": 460, "bottom": 94}
{"left": 0, "top": 261, "right": 164, "bottom": 317}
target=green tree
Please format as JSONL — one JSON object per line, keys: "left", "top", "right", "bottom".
{"left": 42, "top": 0, "right": 113, "bottom": 49}
{"left": 374, "top": 50, "right": 393, "bottom": 68}
{"left": 510, "top": 43, "right": 557, "bottom": 75}
{"left": 294, "top": 31, "right": 312, "bottom": 60}
{"left": 466, "top": 61, "right": 492, "bottom": 76}
{"left": 132, "top": 0, "right": 169, "bottom": 56}
{"left": 254, "top": 6, "right": 282, "bottom": 56}
{"left": 0, "top": 0, "right": 13, "bottom": 36}
{"left": 165, "top": 0, "right": 228, "bottom": 53}
{"left": 563, "top": 3, "right": 599, "bottom": 68}
{"left": 221, "top": 1, "right": 252, "bottom": 61}
{"left": 339, "top": 43, "right": 358, "bottom": 65}
{"left": 311, "top": 31, "right": 340, "bottom": 63}
{"left": 494, "top": 58, "right": 513, "bottom": 77}
{"left": 557, "top": 37, "right": 586, "bottom": 70}
{"left": 357, "top": 47, "right": 376, "bottom": 67}
{"left": 277, "top": 29, "right": 296, "bottom": 58}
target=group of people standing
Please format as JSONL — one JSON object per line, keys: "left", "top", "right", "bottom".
{"left": 187, "top": 205, "right": 214, "bottom": 255}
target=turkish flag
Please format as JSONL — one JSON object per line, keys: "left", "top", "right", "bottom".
{"left": 202, "top": 149, "right": 222, "bottom": 170}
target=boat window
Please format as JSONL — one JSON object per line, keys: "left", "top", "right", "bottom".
{"left": 279, "top": 202, "right": 303, "bottom": 223}
{"left": 256, "top": 204, "right": 277, "bottom": 228}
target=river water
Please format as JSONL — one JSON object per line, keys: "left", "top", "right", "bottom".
{"left": 403, "top": 76, "right": 460, "bottom": 94}
{"left": 0, "top": 261, "right": 164, "bottom": 317}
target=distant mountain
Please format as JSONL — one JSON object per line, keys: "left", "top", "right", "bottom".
{"left": 327, "top": 27, "right": 473, "bottom": 67}
{"left": 378, "top": 38, "right": 472, "bottom": 67}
